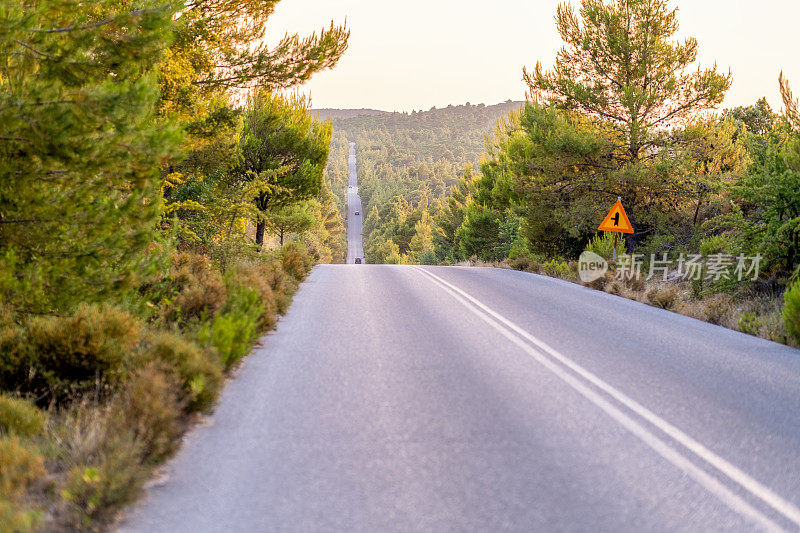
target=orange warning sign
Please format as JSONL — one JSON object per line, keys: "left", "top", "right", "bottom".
{"left": 598, "top": 200, "right": 634, "bottom": 234}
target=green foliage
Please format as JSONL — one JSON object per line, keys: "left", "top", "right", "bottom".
{"left": 167, "top": 252, "right": 228, "bottom": 324}
{"left": 192, "top": 253, "right": 301, "bottom": 370}
{"left": 139, "top": 331, "right": 222, "bottom": 413}
{"left": 264, "top": 202, "right": 317, "bottom": 245}
{"left": 305, "top": 185, "right": 347, "bottom": 263}
{"left": 160, "top": 0, "right": 348, "bottom": 249}
{"left": 783, "top": 279, "right": 800, "bottom": 344}
{"left": 240, "top": 91, "right": 333, "bottom": 246}
{"left": 525, "top": 0, "right": 730, "bottom": 161}
{"left": 0, "top": 0, "right": 182, "bottom": 315}
{"left": 281, "top": 242, "right": 315, "bottom": 281}
{"left": 0, "top": 0, "right": 344, "bottom": 527}
{"left": 199, "top": 307, "right": 259, "bottom": 369}
{"left": 780, "top": 73, "right": 799, "bottom": 130}
{"left": 0, "top": 396, "right": 45, "bottom": 439}
{"left": 0, "top": 500, "right": 40, "bottom": 533}
{"left": 457, "top": 204, "right": 507, "bottom": 262}
{"left": 1, "top": 305, "right": 142, "bottom": 403}
{"left": 738, "top": 312, "right": 762, "bottom": 336}
{"left": 111, "top": 362, "right": 182, "bottom": 464}
{"left": 585, "top": 233, "right": 627, "bottom": 261}
{"left": 542, "top": 259, "right": 575, "bottom": 279}
{"left": 226, "top": 261, "right": 278, "bottom": 330}
{"left": 0, "top": 436, "right": 44, "bottom": 501}
{"left": 723, "top": 97, "right": 776, "bottom": 136}
{"left": 0, "top": 433, "right": 45, "bottom": 532}
{"left": 729, "top": 120, "right": 800, "bottom": 272}
{"left": 699, "top": 235, "right": 735, "bottom": 256}
{"left": 60, "top": 437, "right": 147, "bottom": 528}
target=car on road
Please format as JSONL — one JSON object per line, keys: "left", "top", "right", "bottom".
{"left": 355, "top": 258, "right": 362, "bottom": 264}
{"left": 354, "top": 211, "right": 360, "bottom": 215}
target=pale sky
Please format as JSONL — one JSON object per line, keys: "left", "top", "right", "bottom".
{"left": 266, "top": 0, "right": 800, "bottom": 113}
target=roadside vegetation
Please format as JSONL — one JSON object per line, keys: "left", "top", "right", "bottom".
{"left": 0, "top": 0, "right": 348, "bottom": 530}
{"left": 332, "top": 0, "right": 800, "bottom": 348}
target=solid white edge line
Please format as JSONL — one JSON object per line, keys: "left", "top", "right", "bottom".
{"left": 413, "top": 266, "right": 793, "bottom": 532}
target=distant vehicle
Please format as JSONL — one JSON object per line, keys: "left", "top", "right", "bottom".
{"left": 355, "top": 258, "right": 362, "bottom": 264}
{"left": 354, "top": 211, "right": 360, "bottom": 215}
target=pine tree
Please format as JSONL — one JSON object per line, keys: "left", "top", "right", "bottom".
{"left": 239, "top": 91, "right": 332, "bottom": 246}
{"left": 158, "top": 0, "right": 349, "bottom": 246}
{"left": 0, "top": 1, "right": 181, "bottom": 314}
{"left": 263, "top": 202, "right": 316, "bottom": 246}
{"left": 780, "top": 72, "right": 799, "bottom": 130}
{"left": 524, "top": 0, "right": 730, "bottom": 162}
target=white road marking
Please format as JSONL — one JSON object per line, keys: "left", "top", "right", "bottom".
{"left": 414, "top": 266, "right": 799, "bottom": 531}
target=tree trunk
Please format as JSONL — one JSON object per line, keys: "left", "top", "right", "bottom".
{"left": 256, "top": 220, "right": 266, "bottom": 247}
{"left": 279, "top": 229, "right": 284, "bottom": 246}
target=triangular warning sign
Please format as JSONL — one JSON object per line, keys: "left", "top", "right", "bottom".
{"left": 598, "top": 200, "right": 634, "bottom": 234}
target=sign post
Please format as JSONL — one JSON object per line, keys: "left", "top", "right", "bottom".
{"left": 598, "top": 197, "right": 634, "bottom": 261}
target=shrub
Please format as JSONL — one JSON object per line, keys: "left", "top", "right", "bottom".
{"left": 646, "top": 284, "right": 678, "bottom": 310}
{"left": 280, "top": 241, "right": 313, "bottom": 281}
{"left": 509, "top": 254, "right": 542, "bottom": 273}
{"left": 592, "top": 270, "right": 617, "bottom": 291}
{"left": 737, "top": 312, "right": 761, "bottom": 336}
{"left": 261, "top": 259, "right": 293, "bottom": 314}
{"left": 50, "top": 401, "right": 147, "bottom": 530}
{"left": 0, "top": 321, "right": 31, "bottom": 394}
{"left": 417, "top": 249, "right": 438, "bottom": 266}
{"left": 0, "top": 500, "right": 39, "bottom": 533}
{"left": 783, "top": 279, "right": 800, "bottom": 344}
{"left": 24, "top": 304, "right": 141, "bottom": 402}
{"left": 606, "top": 280, "right": 624, "bottom": 296}
{"left": 228, "top": 261, "right": 278, "bottom": 331}
{"left": 0, "top": 435, "right": 45, "bottom": 500}
{"left": 542, "top": 259, "right": 574, "bottom": 279}
{"left": 110, "top": 362, "right": 181, "bottom": 464}
{"left": 0, "top": 396, "right": 45, "bottom": 438}
{"left": 168, "top": 252, "right": 227, "bottom": 323}
{"left": 762, "top": 307, "right": 792, "bottom": 345}
{"left": 699, "top": 234, "right": 734, "bottom": 256}
{"left": 0, "top": 436, "right": 44, "bottom": 533}
{"left": 703, "top": 294, "right": 732, "bottom": 325}
{"left": 138, "top": 331, "right": 221, "bottom": 413}
{"left": 585, "top": 232, "right": 626, "bottom": 261}
{"left": 60, "top": 437, "right": 146, "bottom": 529}
{"left": 198, "top": 283, "right": 262, "bottom": 369}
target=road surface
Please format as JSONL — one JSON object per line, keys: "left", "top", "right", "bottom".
{"left": 121, "top": 264, "right": 800, "bottom": 532}
{"left": 345, "top": 142, "right": 364, "bottom": 264}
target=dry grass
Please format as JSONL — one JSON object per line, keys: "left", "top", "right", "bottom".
{"left": 494, "top": 258, "right": 796, "bottom": 348}
{"left": 646, "top": 284, "right": 679, "bottom": 310}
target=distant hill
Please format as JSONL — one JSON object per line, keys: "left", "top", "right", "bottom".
{"left": 312, "top": 108, "right": 389, "bottom": 121}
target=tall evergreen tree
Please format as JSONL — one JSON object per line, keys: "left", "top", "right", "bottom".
{"left": 239, "top": 91, "right": 332, "bottom": 246}
{"left": 0, "top": 1, "right": 181, "bottom": 314}
{"left": 524, "top": 0, "right": 730, "bottom": 162}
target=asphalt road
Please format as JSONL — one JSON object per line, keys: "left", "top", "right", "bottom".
{"left": 121, "top": 263, "right": 800, "bottom": 532}
{"left": 345, "top": 142, "right": 364, "bottom": 265}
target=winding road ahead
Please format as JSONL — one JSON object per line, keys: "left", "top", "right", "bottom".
{"left": 121, "top": 143, "right": 800, "bottom": 532}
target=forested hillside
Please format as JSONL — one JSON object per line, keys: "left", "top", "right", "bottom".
{"left": 323, "top": 101, "right": 523, "bottom": 263}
